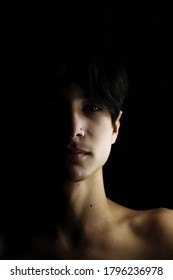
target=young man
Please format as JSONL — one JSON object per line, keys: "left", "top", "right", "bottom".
{"left": 1, "top": 32, "right": 173, "bottom": 259}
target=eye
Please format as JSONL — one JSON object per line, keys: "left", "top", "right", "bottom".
{"left": 83, "top": 104, "right": 102, "bottom": 112}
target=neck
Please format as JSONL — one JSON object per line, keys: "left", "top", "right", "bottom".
{"left": 55, "top": 169, "right": 111, "bottom": 234}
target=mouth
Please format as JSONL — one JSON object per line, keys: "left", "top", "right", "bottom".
{"left": 65, "top": 148, "right": 90, "bottom": 161}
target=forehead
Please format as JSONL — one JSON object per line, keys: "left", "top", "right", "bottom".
{"left": 58, "top": 82, "right": 90, "bottom": 101}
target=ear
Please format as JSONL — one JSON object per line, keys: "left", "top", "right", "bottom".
{"left": 111, "top": 111, "right": 123, "bottom": 144}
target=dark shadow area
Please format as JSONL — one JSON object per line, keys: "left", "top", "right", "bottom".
{"left": 1, "top": 1, "right": 173, "bottom": 240}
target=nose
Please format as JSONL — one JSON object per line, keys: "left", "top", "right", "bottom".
{"left": 74, "top": 127, "right": 85, "bottom": 138}
{"left": 70, "top": 111, "right": 85, "bottom": 141}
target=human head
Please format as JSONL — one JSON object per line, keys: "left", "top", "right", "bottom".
{"left": 24, "top": 31, "right": 128, "bottom": 177}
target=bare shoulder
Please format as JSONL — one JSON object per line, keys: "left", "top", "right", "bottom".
{"left": 108, "top": 200, "right": 173, "bottom": 258}
{"left": 109, "top": 201, "right": 173, "bottom": 238}
{"left": 148, "top": 207, "right": 173, "bottom": 242}
{"left": 129, "top": 207, "right": 173, "bottom": 258}
{"left": 130, "top": 206, "right": 173, "bottom": 227}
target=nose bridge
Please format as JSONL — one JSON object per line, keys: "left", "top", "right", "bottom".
{"left": 67, "top": 105, "right": 85, "bottom": 139}
{"left": 71, "top": 108, "right": 83, "bottom": 132}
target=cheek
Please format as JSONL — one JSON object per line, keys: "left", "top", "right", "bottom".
{"left": 93, "top": 129, "right": 113, "bottom": 158}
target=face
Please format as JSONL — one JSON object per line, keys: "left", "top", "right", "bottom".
{"left": 45, "top": 83, "right": 121, "bottom": 182}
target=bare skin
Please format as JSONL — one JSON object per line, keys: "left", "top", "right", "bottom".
{"left": 2, "top": 198, "right": 173, "bottom": 260}
{"left": 1, "top": 83, "right": 173, "bottom": 259}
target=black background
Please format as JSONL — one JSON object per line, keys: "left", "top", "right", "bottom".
{"left": 1, "top": 0, "right": 173, "bottom": 212}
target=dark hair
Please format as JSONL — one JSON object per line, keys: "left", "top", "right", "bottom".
{"left": 28, "top": 31, "right": 128, "bottom": 124}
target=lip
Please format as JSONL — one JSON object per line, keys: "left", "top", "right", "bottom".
{"left": 65, "top": 148, "right": 89, "bottom": 160}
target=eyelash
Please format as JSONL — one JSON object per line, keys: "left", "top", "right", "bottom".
{"left": 83, "top": 104, "right": 102, "bottom": 112}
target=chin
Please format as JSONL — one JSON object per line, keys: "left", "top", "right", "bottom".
{"left": 64, "top": 167, "right": 91, "bottom": 183}
{"left": 63, "top": 160, "right": 99, "bottom": 182}
{"left": 65, "top": 173, "right": 87, "bottom": 183}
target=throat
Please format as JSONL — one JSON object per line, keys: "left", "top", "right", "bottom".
{"left": 60, "top": 178, "right": 109, "bottom": 224}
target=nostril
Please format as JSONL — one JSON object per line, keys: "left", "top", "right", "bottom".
{"left": 73, "top": 128, "right": 85, "bottom": 138}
